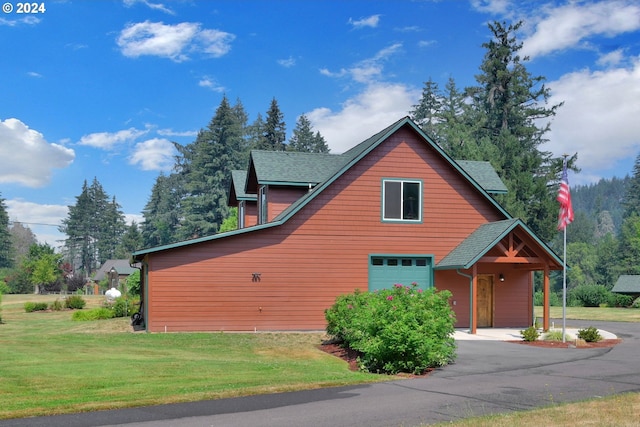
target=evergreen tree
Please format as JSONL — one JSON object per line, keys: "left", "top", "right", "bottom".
{"left": 263, "top": 98, "right": 286, "bottom": 151}
{"left": 9, "top": 222, "right": 37, "bottom": 265}
{"left": 0, "top": 195, "right": 13, "bottom": 269}
{"left": 141, "top": 173, "right": 183, "bottom": 247}
{"left": 410, "top": 78, "right": 442, "bottom": 142}
{"left": 288, "top": 114, "right": 330, "bottom": 153}
{"left": 247, "top": 113, "right": 267, "bottom": 151}
{"left": 468, "top": 21, "right": 565, "bottom": 242}
{"left": 177, "top": 95, "right": 246, "bottom": 239}
{"left": 622, "top": 153, "right": 640, "bottom": 217}
{"left": 60, "top": 178, "right": 126, "bottom": 276}
{"left": 116, "top": 221, "right": 143, "bottom": 259}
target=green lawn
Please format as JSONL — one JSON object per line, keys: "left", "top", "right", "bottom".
{"left": 0, "top": 294, "right": 383, "bottom": 420}
{"left": 2, "top": 295, "right": 639, "bottom": 423}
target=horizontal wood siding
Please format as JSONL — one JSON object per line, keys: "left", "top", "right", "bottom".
{"left": 268, "top": 187, "right": 308, "bottom": 221}
{"left": 146, "top": 126, "right": 509, "bottom": 331}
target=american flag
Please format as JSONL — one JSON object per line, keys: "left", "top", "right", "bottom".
{"left": 557, "top": 159, "right": 574, "bottom": 231}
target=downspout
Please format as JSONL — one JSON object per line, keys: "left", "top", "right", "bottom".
{"left": 456, "top": 269, "right": 473, "bottom": 334}
{"left": 130, "top": 257, "right": 147, "bottom": 331}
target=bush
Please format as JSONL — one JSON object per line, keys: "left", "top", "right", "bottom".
{"left": 543, "top": 329, "right": 570, "bottom": 342}
{"left": 108, "top": 296, "right": 139, "bottom": 317}
{"left": 72, "top": 308, "right": 114, "bottom": 321}
{"left": 520, "top": 326, "right": 540, "bottom": 342}
{"left": 632, "top": 297, "right": 640, "bottom": 309}
{"left": 569, "top": 284, "right": 610, "bottom": 307}
{"left": 325, "top": 283, "right": 456, "bottom": 375}
{"left": 24, "top": 302, "right": 49, "bottom": 312}
{"left": 607, "top": 293, "right": 633, "bottom": 308}
{"left": 126, "top": 270, "right": 141, "bottom": 297}
{"left": 49, "top": 299, "right": 64, "bottom": 311}
{"left": 577, "top": 326, "right": 602, "bottom": 342}
{"left": 534, "top": 291, "right": 561, "bottom": 306}
{"left": 64, "top": 295, "right": 86, "bottom": 310}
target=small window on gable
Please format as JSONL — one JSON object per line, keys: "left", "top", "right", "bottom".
{"left": 382, "top": 179, "right": 422, "bottom": 222}
{"left": 258, "top": 185, "right": 268, "bottom": 224}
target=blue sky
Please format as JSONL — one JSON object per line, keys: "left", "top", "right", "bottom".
{"left": 1, "top": 0, "right": 640, "bottom": 248}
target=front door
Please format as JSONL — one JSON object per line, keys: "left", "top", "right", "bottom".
{"left": 477, "top": 275, "right": 494, "bottom": 327}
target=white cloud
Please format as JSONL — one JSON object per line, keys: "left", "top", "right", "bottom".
{"left": 117, "top": 21, "right": 235, "bottom": 62}
{"left": 307, "top": 83, "right": 419, "bottom": 153}
{"left": 123, "top": 0, "right": 175, "bottom": 15}
{"left": 521, "top": 1, "right": 640, "bottom": 59}
{"left": 129, "top": 138, "right": 176, "bottom": 171}
{"left": 0, "top": 118, "right": 75, "bottom": 188}
{"left": 5, "top": 199, "right": 68, "bottom": 247}
{"left": 543, "top": 56, "right": 640, "bottom": 180}
{"left": 27, "top": 71, "right": 42, "bottom": 78}
{"left": 349, "top": 14, "right": 381, "bottom": 29}
{"left": 597, "top": 49, "right": 625, "bottom": 67}
{"left": 321, "top": 43, "right": 402, "bottom": 84}
{"left": 198, "top": 76, "right": 225, "bottom": 92}
{"left": 0, "top": 16, "right": 41, "bottom": 26}
{"left": 157, "top": 128, "right": 197, "bottom": 137}
{"left": 470, "top": 0, "right": 511, "bottom": 15}
{"left": 78, "top": 128, "right": 147, "bottom": 149}
{"left": 277, "top": 56, "right": 296, "bottom": 68}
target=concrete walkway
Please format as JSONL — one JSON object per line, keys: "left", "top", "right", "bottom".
{"left": 454, "top": 326, "right": 618, "bottom": 341}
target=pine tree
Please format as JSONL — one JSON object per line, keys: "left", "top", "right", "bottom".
{"left": 116, "top": 221, "right": 143, "bottom": 259}
{"left": 622, "top": 153, "right": 640, "bottom": 218}
{"left": 468, "top": 21, "right": 564, "bottom": 242}
{"left": 177, "top": 95, "right": 247, "bottom": 239}
{"left": 263, "top": 98, "right": 286, "bottom": 151}
{"left": 288, "top": 114, "right": 330, "bottom": 153}
{"left": 0, "top": 195, "right": 13, "bottom": 269}
{"left": 60, "top": 178, "right": 126, "bottom": 275}
{"left": 410, "top": 78, "right": 442, "bottom": 142}
{"left": 141, "top": 173, "right": 182, "bottom": 247}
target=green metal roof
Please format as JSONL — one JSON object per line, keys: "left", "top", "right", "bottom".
{"left": 435, "top": 218, "right": 563, "bottom": 270}
{"left": 455, "top": 160, "right": 508, "bottom": 194}
{"left": 612, "top": 275, "right": 640, "bottom": 294}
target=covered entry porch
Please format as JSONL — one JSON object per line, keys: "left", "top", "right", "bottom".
{"left": 436, "top": 219, "right": 564, "bottom": 334}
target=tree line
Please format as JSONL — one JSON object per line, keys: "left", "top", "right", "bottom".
{"left": 1, "top": 20, "right": 637, "bottom": 298}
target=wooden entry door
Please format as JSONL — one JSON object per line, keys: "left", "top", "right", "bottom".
{"left": 477, "top": 275, "right": 494, "bottom": 327}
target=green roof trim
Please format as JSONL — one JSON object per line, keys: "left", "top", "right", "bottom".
{"left": 612, "top": 275, "right": 640, "bottom": 294}
{"left": 456, "top": 160, "right": 508, "bottom": 194}
{"left": 435, "top": 218, "right": 563, "bottom": 270}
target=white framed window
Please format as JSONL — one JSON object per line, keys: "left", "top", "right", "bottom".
{"left": 382, "top": 179, "right": 422, "bottom": 222}
{"left": 238, "top": 201, "right": 245, "bottom": 229}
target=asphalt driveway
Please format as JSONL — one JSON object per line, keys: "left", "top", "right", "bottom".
{"left": 2, "top": 319, "right": 639, "bottom": 427}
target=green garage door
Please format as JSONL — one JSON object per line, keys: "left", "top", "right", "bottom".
{"left": 368, "top": 255, "right": 433, "bottom": 292}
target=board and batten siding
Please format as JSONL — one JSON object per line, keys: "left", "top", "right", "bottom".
{"left": 145, "top": 127, "right": 508, "bottom": 331}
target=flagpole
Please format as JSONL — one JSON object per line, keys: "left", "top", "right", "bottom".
{"left": 562, "top": 223, "right": 567, "bottom": 343}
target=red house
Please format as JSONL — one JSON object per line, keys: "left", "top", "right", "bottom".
{"left": 132, "top": 117, "right": 562, "bottom": 333}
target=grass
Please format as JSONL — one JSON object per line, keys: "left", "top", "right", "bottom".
{"left": 432, "top": 393, "right": 640, "bottom": 427}
{"left": 0, "top": 294, "right": 383, "bottom": 420}
{"left": 534, "top": 305, "right": 640, "bottom": 322}
{"left": 2, "top": 296, "right": 639, "bottom": 424}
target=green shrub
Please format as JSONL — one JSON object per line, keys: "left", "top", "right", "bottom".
{"left": 325, "top": 283, "right": 456, "bottom": 375}
{"left": 49, "top": 299, "right": 64, "bottom": 311}
{"left": 608, "top": 293, "right": 634, "bottom": 308}
{"left": 72, "top": 308, "right": 114, "bottom": 321}
{"left": 64, "top": 295, "right": 86, "bottom": 310}
{"left": 577, "top": 326, "right": 602, "bottom": 342}
{"left": 520, "top": 326, "right": 540, "bottom": 342}
{"left": 533, "top": 291, "right": 561, "bottom": 306}
{"left": 126, "top": 270, "right": 141, "bottom": 297}
{"left": 632, "top": 297, "right": 640, "bottom": 309}
{"left": 24, "top": 302, "right": 49, "bottom": 312}
{"left": 543, "top": 329, "right": 570, "bottom": 342}
{"left": 111, "top": 296, "right": 139, "bottom": 317}
{"left": 569, "top": 284, "right": 610, "bottom": 307}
